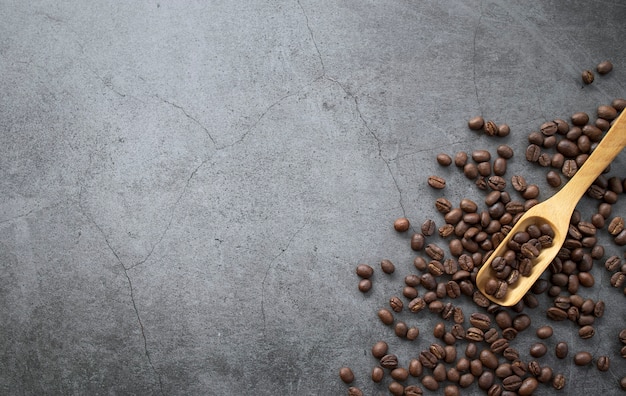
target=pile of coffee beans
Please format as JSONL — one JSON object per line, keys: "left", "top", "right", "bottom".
{"left": 342, "top": 96, "right": 626, "bottom": 395}
{"left": 483, "top": 224, "right": 555, "bottom": 300}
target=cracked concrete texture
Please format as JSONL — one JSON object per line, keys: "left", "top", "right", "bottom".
{"left": 1, "top": 0, "right": 626, "bottom": 394}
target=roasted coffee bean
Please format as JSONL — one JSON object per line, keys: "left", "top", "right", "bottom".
{"left": 391, "top": 367, "right": 409, "bottom": 382}
{"left": 459, "top": 373, "right": 475, "bottom": 388}
{"left": 477, "top": 161, "right": 492, "bottom": 177}
{"left": 597, "top": 61, "right": 613, "bottom": 75}
{"left": 473, "top": 291, "right": 490, "bottom": 307}
{"left": 380, "top": 354, "right": 399, "bottom": 369}
{"left": 551, "top": 152, "right": 565, "bottom": 168}
{"left": 493, "top": 157, "right": 507, "bottom": 176}
{"left": 527, "top": 360, "right": 541, "bottom": 377}
{"left": 608, "top": 216, "right": 625, "bottom": 235}
{"left": 428, "top": 175, "right": 446, "bottom": 189}
{"left": 394, "top": 217, "right": 410, "bottom": 232}
{"left": 497, "top": 124, "right": 510, "bottom": 137}
{"left": 611, "top": 271, "right": 626, "bottom": 288}
{"left": 511, "top": 175, "right": 527, "bottom": 192}
{"left": 525, "top": 144, "right": 541, "bottom": 162}
{"left": 419, "top": 350, "right": 438, "bottom": 369}
{"left": 470, "top": 313, "right": 492, "bottom": 331}
{"left": 597, "top": 104, "right": 617, "bottom": 120}
{"left": 497, "top": 144, "right": 514, "bottom": 159}
{"left": 433, "top": 363, "right": 447, "bottom": 382}
{"left": 555, "top": 342, "right": 568, "bottom": 359}
{"left": 355, "top": 264, "right": 374, "bottom": 278}
{"left": 421, "top": 376, "right": 439, "bottom": 392}
{"left": 403, "top": 286, "right": 418, "bottom": 299}
{"left": 583, "top": 124, "right": 603, "bottom": 141}
{"left": 453, "top": 306, "right": 464, "bottom": 322}
{"left": 378, "top": 308, "right": 394, "bottom": 325}
{"left": 502, "top": 375, "right": 522, "bottom": 391}
{"left": 579, "top": 325, "right": 595, "bottom": 339}
{"left": 468, "top": 116, "right": 485, "bottom": 130}
{"left": 388, "top": 381, "right": 404, "bottom": 396}
{"left": 394, "top": 321, "right": 408, "bottom": 338}
{"left": 545, "top": 170, "right": 561, "bottom": 187}
{"left": 409, "top": 359, "right": 423, "bottom": 377}
{"left": 616, "top": 230, "right": 626, "bottom": 246}
{"left": 562, "top": 159, "right": 578, "bottom": 177}
{"left": 421, "top": 219, "right": 436, "bottom": 236}
{"left": 371, "top": 366, "right": 384, "bottom": 382}
{"left": 371, "top": 341, "right": 388, "bottom": 358}
{"left": 436, "top": 197, "right": 453, "bottom": 213}
{"left": 339, "top": 367, "right": 355, "bottom": 383}
{"left": 466, "top": 327, "right": 485, "bottom": 342}
{"left": 528, "top": 131, "right": 544, "bottom": 145}
{"left": 529, "top": 343, "right": 547, "bottom": 358}
{"left": 411, "top": 233, "right": 425, "bottom": 251}
{"left": 358, "top": 279, "right": 372, "bottom": 292}
{"left": 538, "top": 366, "right": 553, "bottom": 383}
{"left": 518, "top": 377, "right": 538, "bottom": 396}
{"left": 503, "top": 347, "right": 520, "bottom": 361}
{"left": 437, "top": 153, "right": 453, "bottom": 166}
{"left": 484, "top": 328, "right": 499, "bottom": 344}
{"left": 381, "top": 259, "right": 395, "bottom": 274}
{"left": 547, "top": 307, "right": 568, "bottom": 321}
{"left": 574, "top": 351, "right": 592, "bottom": 366}
{"left": 454, "top": 151, "right": 469, "bottom": 168}
{"left": 596, "top": 355, "right": 610, "bottom": 371}
{"left": 443, "top": 385, "right": 460, "bottom": 396}
{"left": 484, "top": 121, "right": 498, "bottom": 136}
{"left": 389, "top": 296, "right": 403, "bottom": 312}
{"left": 491, "top": 338, "right": 509, "bottom": 354}
{"left": 540, "top": 121, "right": 558, "bottom": 136}
{"left": 613, "top": 98, "right": 626, "bottom": 111}
{"left": 464, "top": 163, "right": 479, "bottom": 179}
{"left": 553, "top": 373, "right": 566, "bottom": 390}
{"left": 442, "top": 345, "right": 456, "bottom": 364}
{"left": 425, "top": 244, "right": 445, "bottom": 261}
{"left": 582, "top": 69, "right": 595, "bottom": 84}
{"left": 452, "top": 324, "right": 466, "bottom": 339}
{"left": 347, "top": 387, "right": 363, "bottom": 396}
{"left": 511, "top": 360, "right": 527, "bottom": 377}
{"left": 406, "top": 326, "right": 420, "bottom": 340}
{"left": 447, "top": 367, "right": 461, "bottom": 383}
{"left": 512, "top": 314, "right": 531, "bottom": 332}
{"left": 536, "top": 326, "right": 553, "bottom": 339}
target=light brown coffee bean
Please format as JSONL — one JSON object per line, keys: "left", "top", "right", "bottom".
{"left": 455, "top": 151, "right": 468, "bottom": 167}
{"left": 552, "top": 373, "right": 565, "bottom": 390}
{"left": 562, "top": 159, "right": 578, "bottom": 178}
{"left": 484, "top": 121, "right": 498, "bottom": 136}
{"left": 358, "top": 278, "right": 372, "bottom": 292}
{"left": 371, "top": 341, "right": 388, "bottom": 358}
{"left": 347, "top": 387, "right": 363, "bottom": 396}
{"left": 468, "top": 116, "right": 485, "bottom": 130}
{"left": 378, "top": 308, "right": 394, "bottom": 325}
{"left": 371, "top": 366, "right": 384, "bottom": 382}
{"left": 409, "top": 359, "right": 423, "bottom": 377}
{"left": 525, "top": 144, "right": 541, "bottom": 162}
{"left": 428, "top": 175, "right": 446, "bottom": 189}
{"left": 497, "top": 144, "right": 514, "bottom": 159}
{"left": 608, "top": 216, "right": 625, "bottom": 235}
{"left": 597, "top": 60, "right": 613, "bottom": 75}
{"left": 582, "top": 70, "right": 594, "bottom": 84}
{"left": 388, "top": 381, "right": 404, "bottom": 396}
{"left": 437, "top": 153, "right": 452, "bottom": 166}
{"left": 536, "top": 326, "right": 553, "bottom": 339}
{"left": 339, "top": 367, "right": 355, "bottom": 383}
{"left": 356, "top": 264, "right": 374, "bottom": 278}
{"left": 381, "top": 259, "right": 395, "bottom": 274}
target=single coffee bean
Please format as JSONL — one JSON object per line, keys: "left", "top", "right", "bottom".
{"left": 377, "top": 308, "right": 394, "bottom": 325}
{"left": 497, "top": 144, "right": 514, "bottom": 159}
{"left": 381, "top": 259, "right": 395, "bottom": 274}
{"left": 347, "top": 387, "right": 363, "bottom": 396}
{"left": 555, "top": 342, "right": 568, "bottom": 359}
{"left": 536, "top": 326, "right": 553, "bottom": 339}
{"left": 583, "top": 124, "right": 603, "bottom": 141}
{"left": 371, "top": 341, "right": 388, "bottom": 358}
{"left": 339, "top": 367, "right": 355, "bottom": 383}
{"left": 389, "top": 296, "right": 403, "bottom": 312}
{"left": 380, "top": 354, "right": 399, "bottom": 369}
{"left": 574, "top": 351, "right": 592, "bottom": 366}
{"left": 529, "top": 343, "right": 547, "bottom": 358}
{"left": 393, "top": 217, "right": 410, "bottom": 232}
{"left": 622, "top": 377, "right": 626, "bottom": 391}
{"left": 409, "top": 358, "right": 423, "bottom": 377}
{"left": 598, "top": 105, "right": 618, "bottom": 121}
{"left": 468, "top": 116, "right": 485, "bottom": 130}
{"left": 437, "top": 153, "right": 452, "bottom": 166}
{"left": 484, "top": 120, "right": 498, "bottom": 136}
{"left": 512, "top": 314, "right": 531, "bottom": 332}
{"left": 358, "top": 278, "right": 372, "bottom": 292}
{"left": 518, "top": 377, "right": 538, "bottom": 396}
{"left": 472, "top": 149, "right": 492, "bottom": 163}
{"left": 597, "top": 60, "right": 613, "bottom": 75}
{"left": 391, "top": 367, "right": 409, "bottom": 381}
{"left": 511, "top": 175, "right": 527, "bottom": 192}
{"left": 458, "top": 373, "right": 475, "bottom": 388}
{"left": 406, "top": 326, "right": 420, "bottom": 340}
{"left": 596, "top": 355, "right": 610, "bottom": 371}
{"left": 371, "top": 366, "right": 384, "bottom": 382}
{"left": 546, "top": 170, "right": 562, "bottom": 187}
{"left": 388, "top": 381, "right": 404, "bottom": 396}
{"left": 478, "top": 371, "right": 494, "bottom": 390}
{"left": 421, "top": 375, "right": 439, "bottom": 391}
{"left": 612, "top": 98, "right": 626, "bottom": 111}
{"left": 611, "top": 271, "right": 626, "bottom": 288}
{"left": 356, "top": 264, "right": 374, "bottom": 278}
{"left": 578, "top": 325, "right": 595, "bottom": 339}
{"left": 562, "top": 159, "right": 578, "bottom": 177}
{"left": 433, "top": 363, "right": 447, "bottom": 382}
{"left": 428, "top": 175, "right": 446, "bottom": 189}
{"left": 525, "top": 144, "right": 541, "bottom": 162}
{"left": 464, "top": 163, "right": 478, "bottom": 179}
{"left": 425, "top": 244, "right": 445, "bottom": 261}
{"left": 540, "top": 121, "right": 558, "bottom": 136}
{"left": 421, "top": 219, "right": 436, "bottom": 236}
{"left": 497, "top": 124, "right": 510, "bottom": 137}
{"left": 608, "top": 216, "right": 625, "bottom": 235}
{"left": 582, "top": 70, "right": 594, "bottom": 84}
{"left": 552, "top": 373, "right": 565, "bottom": 390}
{"left": 502, "top": 375, "right": 522, "bottom": 391}
{"left": 444, "top": 385, "right": 460, "bottom": 396}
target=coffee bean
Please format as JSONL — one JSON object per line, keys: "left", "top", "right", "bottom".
{"left": 582, "top": 70, "right": 594, "bottom": 84}
{"left": 562, "top": 159, "right": 578, "bottom": 177}
{"left": 479, "top": 349, "right": 499, "bottom": 369}
{"left": 529, "top": 343, "right": 547, "bottom": 358}
{"left": 512, "top": 314, "right": 531, "bottom": 332}
{"left": 358, "top": 279, "right": 372, "bottom": 292}
{"left": 552, "top": 373, "right": 566, "bottom": 390}
{"left": 437, "top": 153, "right": 452, "bottom": 166}
{"left": 419, "top": 350, "right": 438, "bottom": 369}
{"left": 574, "top": 351, "right": 592, "bottom": 366}
{"left": 389, "top": 296, "right": 403, "bottom": 313}
{"left": 484, "top": 121, "right": 498, "bottom": 136}
{"left": 472, "top": 150, "right": 491, "bottom": 163}
{"left": 536, "top": 326, "right": 553, "bottom": 339}
{"left": 425, "top": 243, "right": 445, "bottom": 261}
{"left": 528, "top": 131, "right": 544, "bottom": 145}
{"left": 371, "top": 341, "right": 388, "bottom": 359}
{"left": 422, "top": 375, "right": 439, "bottom": 391}
{"left": 388, "top": 381, "right": 404, "bottom": 396}
{"left": 555, "top": 342, "right": 568, "bottom": 359}
{"left": 546, "top": 170, "right": 562, "bottom": 187}
{"left": 380, "top": 259, "right": 395, "bottom": 274}
{"left": 339, "top": 366, "right": 355, "bottom": 383}
{"left": 444, "top": 385, "right": 460, "bottom": 396}
{"left": 491, "top": 338, "right": 509, "bottom": 354}
{"left": 464, "top": 163, "right": 478, "bottom": 179}
{"left": 495, "top": 144, "right": 513, "bottom": 159}
{"left": 347, "top": 387, "right": 363, "bottom": 396}
{"left": 502, "top": 375, "right": 522, "bottom": 391}
{"left": 409, "top": 358, "right": 423, "bottom": 377}
{"left": 378, "top": 308, "right": 394, "bottom": 325}
{"left": 597, "top": 60, "right": 613, "bottom": 75}
{"left": 596, "top": 355, "right": 610, "bottom": 371}
{"left": 371, "top": 366, "right": 384, "bottom": 382}
{"left": 355, "top": 264, "right": 374, "bottom": 279}
{"left": 511, "top": 175, "right": 527, "bottom": 192}
{"left": 525, "top": 144, "right": 541, "bottom": 162}
{"left": 616, "top": 230, "right": 626, "bottom": 246}
{"left": 468, "top": 116, "right": 485, "bottom": 130}
{"left": 428, "top": 175, "right": 446, "bottom": 189}
{"left": 518, "top": 377, "right": 538, "bottom": 396}
{"left": 608, "top": 216, "right": 625, "bottom": 235}
{"left": 613, "top": 97, "right": 626, "bottom": 111}
{"left": 484, "top": 328, "right": 499, "bottom": 344}
{"left": 459, "top": 373, "right": 475, "bottom": 388}
{"left": 611, "top": 271, "right": 626, "bottom": 288}
{"left": 393, "top": 217, "right": 410, "bottom": 232}
{"left": 540, "top": 121, "right": 558, "bottom": 136}
{"left": 578, "top": 325, "right": 595, "bottom": 339}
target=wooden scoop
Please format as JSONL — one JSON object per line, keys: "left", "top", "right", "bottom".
{"left": 476, "top": 109, "right": 626, "bottom": 306}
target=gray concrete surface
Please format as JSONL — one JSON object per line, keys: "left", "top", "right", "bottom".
{"left": 1, "top": 1, "right": 625, "bottom": 395}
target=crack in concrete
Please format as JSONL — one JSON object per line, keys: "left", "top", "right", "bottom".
{"left": 260, "top": 219, "right": 310, "bottom": 339}
{"left": 472, "top": 0, "right": 484, "bottom": 114}
{"left": 297, "top": 0, "right": 325, "bottom": 78}
{"left": 78, "top": 187, "right": 164, "bottom": 395}
{"left": 156, "top": 95, "right": 217, "bottom": 145}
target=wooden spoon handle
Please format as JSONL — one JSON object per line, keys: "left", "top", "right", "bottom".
{"left": 554, "top": 110, "right": 626, "bottom": 211}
